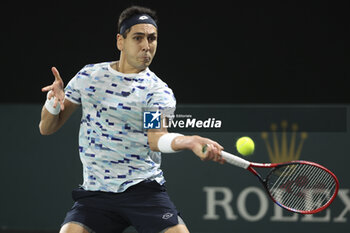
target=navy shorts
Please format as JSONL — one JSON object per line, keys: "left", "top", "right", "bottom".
{"left": 62, "top": 180, "right": 181, "bottom": 233}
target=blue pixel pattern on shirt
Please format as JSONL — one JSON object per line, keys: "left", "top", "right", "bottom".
{"left": 65, "top": 61, "right": 176, "bottom": 193}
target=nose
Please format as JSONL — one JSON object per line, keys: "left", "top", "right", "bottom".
{"left": 141, "top": 38, "right": 150, "bottom": 52}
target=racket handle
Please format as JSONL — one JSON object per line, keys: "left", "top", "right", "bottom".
{"left": 221, "top": 151, "right": 250, "bottom": 169}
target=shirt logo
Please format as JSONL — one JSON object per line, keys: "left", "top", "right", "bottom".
{"left": 139, "top": 15, "right": 149, "bottom": 20}
{"left": 143, "top": 110, "right": 161, "bottom": 129}
{"left": 162, "top": 212, "right": 174, "bottom": 220}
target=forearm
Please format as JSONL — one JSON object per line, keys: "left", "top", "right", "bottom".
{"left": 172, "top": 135, "right": 198, "bottom": 151}
{"left": 148, "top": 131, "right": 223, "bottom": 162}
{"left": 148, "top": 132, "right": 199, "bottom": 152}
{"left": 39, "top": 98, "right": 78, "bottom": 135}
{"left": 172, "top": 134, "right": 224, "bottom": 162}
{"left": 39, "top": 107, "right": 61, "bottom": 135}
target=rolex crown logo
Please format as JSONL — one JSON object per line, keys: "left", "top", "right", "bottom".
{"left": 261, "top": 120, "right": 308, "bottom": 163}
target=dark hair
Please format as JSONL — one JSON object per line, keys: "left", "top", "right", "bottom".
{"left": 118, "top": 6, "right": 158, "bottom": 38}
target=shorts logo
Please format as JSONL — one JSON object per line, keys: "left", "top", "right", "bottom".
{"left": 143, "top": 110, "right": 161, "bottom": 129}
{"left": 162, "top": 212, "right": 174, "bottom": 220}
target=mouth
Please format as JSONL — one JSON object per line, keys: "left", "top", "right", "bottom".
{"left": 141, "top": 56, "right": 151, "bottom": 62}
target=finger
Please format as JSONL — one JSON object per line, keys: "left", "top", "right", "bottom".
{"left": 51, "top": 67, "right": 63, "bottom": 81}
{"left": 206, "top": 144, "right": 216, "bottom": 161}
{"left": 210, "top": 140, "right": 224, "bottom": 151}
{"left": 211, "top": 146, "right": 224, "bottom": 163}
{"left": 214, "top": 149, "right": 222, "bottom": 161}
{"left": 206, "top": 142, "right": 221, "bottom": 155}
{"left": 48, "top": 91, "right": 55, "bottom": 100}
{"left": 200, "top": 141, "right": 223, "bottom": 162}
{"left": 53, "top": 96, "right": 61, "bottom": 109}
{"left": 218, "top": 157, "right": 226, "bottom": 164}
{"left": 212, "top": 152, "right": 219, "bottom": 162}
{"left": 59, "top": 99, "right": 65, "bottom": 111}
{"left": 204, "top": 138, "right": 224, "bottom": 150}
{"left": 217, "top": 143, "right": 224, "bottom": 150}
{"left": 212, "top": 153, "right": 224, "bottom": 164}
{"left": 42, "top": 85, "right": 53, "bottom": 92}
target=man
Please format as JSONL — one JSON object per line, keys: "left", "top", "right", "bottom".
{"left": 40, "top": 6, "right": 224, "bottom": 233}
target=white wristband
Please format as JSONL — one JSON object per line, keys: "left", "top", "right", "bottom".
{"left": 44, "top": 91, "right": 61, "bottom": 115}
{"left": 157, "top": 133, "right": 184, "bottom": 153}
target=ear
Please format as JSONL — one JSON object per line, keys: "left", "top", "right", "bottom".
{"left": 116, "top": 34, "right": 124, "bottom": 51}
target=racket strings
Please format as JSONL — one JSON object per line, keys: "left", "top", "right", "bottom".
{"left": 267, "top": 163, "right": 336, "bottom": 212}
{"left": 270, "top": 165, "right": 312, "bottom": 210}
{"left": 287, "top": 165, "right": 334, "bottom": 211}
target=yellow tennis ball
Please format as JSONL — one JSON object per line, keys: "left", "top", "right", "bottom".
{"left": 236, "top": 137, "right": 255, "bottom": 156}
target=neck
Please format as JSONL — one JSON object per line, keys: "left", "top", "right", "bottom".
{"left": 114, "top": 54, "right": 145, "bottom": 74}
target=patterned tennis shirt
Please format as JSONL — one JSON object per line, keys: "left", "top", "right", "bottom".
{"left": 64, "top": 61, "right": 176, "bottom": 193}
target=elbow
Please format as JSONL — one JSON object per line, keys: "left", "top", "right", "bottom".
{"left": 39, "top": 129, "right": 50, "bottom": 136}
{"left": 39, "top": 126, "right": 49, "bottom": 136}
{"left": 39, "top": 122, "right": 53, "bottom": 135}
{"left": 147, "top": 131, "right": 161, "bottom": 152}
{"left": 148, "top": 136, "right": 159, "bottom": 151}
{"left": 149, "top": 143, "right": 159, "bottom": 152}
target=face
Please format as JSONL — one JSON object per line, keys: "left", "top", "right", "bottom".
{"left": 117, "top": 23, "right": 158, "bottom": 71}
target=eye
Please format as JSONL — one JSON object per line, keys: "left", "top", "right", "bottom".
{"left": 133, "top": 36, "right": 142, "bottom": 41}
{"left": 148, "top": 35, "right": 157, "bottom": 42}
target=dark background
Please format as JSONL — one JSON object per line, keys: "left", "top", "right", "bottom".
{"left": 1, "top": 0, "right": 348, "bottom": 104}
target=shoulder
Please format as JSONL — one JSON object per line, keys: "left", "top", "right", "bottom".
{"left": 145, "top": 70, "right": 176, "bottom": 107}
{"left": 77, "top": 62, "right": 111, "bottom": 77}
{"left": 147, "top": 70, "right": 172, "bottom": 91}
{"left": 69, "top": 62, "right": 112, "bottom": 86}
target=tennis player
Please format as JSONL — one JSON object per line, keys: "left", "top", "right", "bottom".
{"left": 39, "top": 6, "right": 223, "bottom": 233}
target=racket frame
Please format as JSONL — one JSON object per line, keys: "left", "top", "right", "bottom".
{"left": 220, "top": 151, "right": 339, "bottom": 214}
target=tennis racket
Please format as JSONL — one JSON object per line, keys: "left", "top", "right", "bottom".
{"left": 203, "top": 145, "right": 339, "bottom": 214}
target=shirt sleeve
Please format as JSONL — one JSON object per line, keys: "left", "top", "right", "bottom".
{"left": 64, "top": 68, "right": 85, "bottom": 105}
{"left": 146, "top": 80, "right": 176, "bottom": 118}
